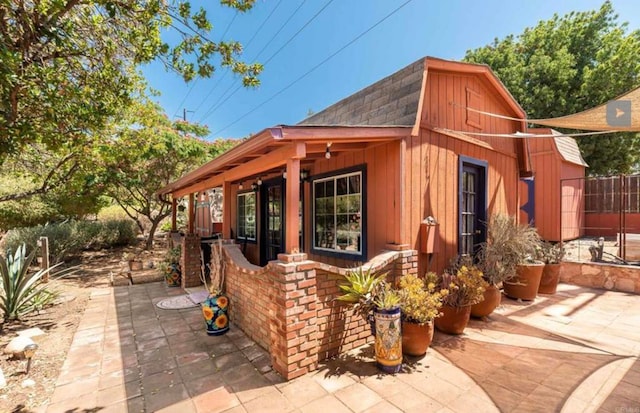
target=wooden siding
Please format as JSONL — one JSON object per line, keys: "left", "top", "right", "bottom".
{"left": 528, "top": 137, "right": 585, "bottom": 241}
{"left": 410, "top": 70, "right": 523, "bottom": 274}
{"left": 305, "top": 140, "right": 403, "bottom": 267}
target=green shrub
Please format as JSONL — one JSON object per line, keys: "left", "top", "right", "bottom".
{"left": 3, "top": 220, "right": 137, "bottom": 263}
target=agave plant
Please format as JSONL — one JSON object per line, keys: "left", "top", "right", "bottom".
{"left": 336, "top": 267, "right": 387, "bottom": 321}
{"left": 0, "top": 244, "right": 72, "bottom": 321}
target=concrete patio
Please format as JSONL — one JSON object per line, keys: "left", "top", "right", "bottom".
{"left": 41, "top": 282, "right": 640, "bottom": 413}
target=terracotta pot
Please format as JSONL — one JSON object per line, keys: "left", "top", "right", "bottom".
{"left": 471, "top": 284, "right": 502, "bottom": 318}
{"left": 538, "top": 263, "right": 561, "bottom": 294}
{"left": 202, "top": 294, "right": 229, "bottom": 336}
{"left": 402, "top": 320, "right": 434, "bottom": 357}
{"left": 374, "top": 306, "right": 402, "bottom": 373}
{"left": 504, "top": 263, "right": 544, "bottom": 301}
{"left": 435, "top": 305, "right": 471, "bottom": 335}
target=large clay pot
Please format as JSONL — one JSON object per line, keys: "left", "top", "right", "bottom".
{"left": 538, "top": 263, "right": 561, "bottom": 294}
{"left": 504, "top": 263, "right": 544, "bottom": 301}
{"left": 402, "top": 320, "right": 434, "bottom": 357}
{"left": 374, "top": 306, "right": 402, "bottom": 373}
{"left": 435, "top": 305, "right": 471, "bottom": 335}
{"left": 202, "top": 294, "right": 229, "bottom": 336}
{"left": 471, "top": 284, "right": 502, "bottom": 318}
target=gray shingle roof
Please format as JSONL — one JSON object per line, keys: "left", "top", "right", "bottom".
{"left": 298, "top": 59, "right": 425, "bottom": 127}
{"left": 551, "top": 129, "right": 589, "bottom": 167}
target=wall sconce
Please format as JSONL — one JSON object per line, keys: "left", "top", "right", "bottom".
{"left": 251, "top": 183, "right": 258, "bottom": 191}
{"left": 300, "top": 169, "right": 309, "bottom": 181}
{"left": 257, "top": 177, "right": 262, "bottom": 186}
{"left": 238, "top": 183, "right": 243, "bottom": 190}
{"left": 325, "top": 142, "right": 332, "bottom": 159}
{"left": 282, "top": 171, "right": 287, "bottom": 179}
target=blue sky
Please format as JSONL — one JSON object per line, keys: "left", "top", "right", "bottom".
{"left": 142, "top": 0, "right": 640, "bottom": 140}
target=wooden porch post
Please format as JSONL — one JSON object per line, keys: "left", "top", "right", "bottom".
{"left": 171, "top": 196, "right": 177, "bottom": 232}
{"left": 222, "top": 181, "right": 232, "bottom": 239}
{"left": 187, "top": 192, "right": 195, "bottom": 234}
{"left": 285, "top": 158, "right": 301, "bottom": 253}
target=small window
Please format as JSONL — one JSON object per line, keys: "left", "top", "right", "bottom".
{"left": 237, "top": 192, "right": 256, "bottom": 241}
{"left": 312, "top": 167, "right": 365, "bottom": 259}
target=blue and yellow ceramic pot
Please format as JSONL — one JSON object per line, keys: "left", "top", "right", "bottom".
{"left": 374, "top": 306, "right": 402, "bottom": 373}
{"left": 164, "top": 263, "right": 181, "bottom": 287}
{"left": 202, "top": 294, "right": 229, "bottom": 335}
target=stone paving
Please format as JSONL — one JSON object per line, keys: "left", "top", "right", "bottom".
{"left": 40, "top": 282, "right": 640, "bottom": 413}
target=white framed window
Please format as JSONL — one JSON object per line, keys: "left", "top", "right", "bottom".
{"left": 312, "top": 168, "right": 364, "bottom": 258}
{"left": 237, "top": 192, "right": 256, "bottom": 241}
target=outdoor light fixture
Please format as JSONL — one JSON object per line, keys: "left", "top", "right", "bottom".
{"left": 251, "top": 183, "right": 258, "bottom": 191}
{"left": 325, "top": 142, "right": 332, "bottom": 159}
{"left": 282, "top": 171, "right": 287, "bottom": 179}
{"left": 238, "top": 183, "right": 243, "bottom": 190}
{"left": 257, "top": 177, "right": 262, "bottom": 186}
{"left": 300, "top": 169, "right": 310, "bottom": 181}
{"left": 23, "top": 343, "right": 38, "bottom": 375}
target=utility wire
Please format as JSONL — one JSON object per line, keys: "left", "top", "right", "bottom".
{"left": 192, "top": 1, "right": 284, "bottom": 116}
{"left": 210, "top": 0, "right": 415, "bottom": 136}
{"left": 199, "top": 0, "right": 310, "bottom": 123}
{"left": 172, "top": 10, "right": 239, "bottom": 118}
{"left": 200, "top": 0, "right": 334, "bottom": 123}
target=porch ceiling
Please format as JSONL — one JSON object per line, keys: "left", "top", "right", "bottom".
{"left": 158, "top": 125, "right": 411, "bottom": 198}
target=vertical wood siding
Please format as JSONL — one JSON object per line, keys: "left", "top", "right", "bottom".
{"left": 305, "top": 141, "right": 403, "bottom": 267}
{"left": 410, "top": 70, "right": 522, "bottom": 274}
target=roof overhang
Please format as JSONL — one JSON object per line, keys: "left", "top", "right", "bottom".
{"left": 158, "top": 125, "right": 411, "bottom": 198}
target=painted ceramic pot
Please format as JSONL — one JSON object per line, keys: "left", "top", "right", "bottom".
{"left": 164, "top": 263, "right": 181, "bottom": 287}
{"left": 202, "top": 294, "right": 229, "bottom": 336}
{"left": 374, "top": 306, "right": 402, "bottom": 373}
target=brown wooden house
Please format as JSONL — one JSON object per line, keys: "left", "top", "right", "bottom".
{"left": 156, "top": 57, "right": 546, "bottom": 379}
{"left": 159, "top": 56, "right": 533, "bottom": 274}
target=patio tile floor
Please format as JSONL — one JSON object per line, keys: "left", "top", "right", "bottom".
{"left": 40, "top": 282, "right": 640, "bottom": 412}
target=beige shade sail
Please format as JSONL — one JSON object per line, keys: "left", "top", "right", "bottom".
{"left": 530, "top": 87, "right": 640, "bottom": 131}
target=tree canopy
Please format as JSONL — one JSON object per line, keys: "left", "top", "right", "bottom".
{"left": 0, "top": 0, "right": 262, "bottom": 161}
{"left": 464, "top": 1, "right": 640, "bottom": 175}
{"left": 97, "top": 98, "right": 238, "bottom": 249}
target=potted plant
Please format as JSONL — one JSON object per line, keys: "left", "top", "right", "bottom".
{"left": 200, "top": 239, "right": 229, "bottom": 336}
{"left": 435, "top": 264, "right": 487, "bottom": 335}
{"left": 397, "top": 272, "right": 448, "bottom": 357}
{"left": 502, "top": 219, "right": 543, "bottom": 301}
{"left": 337, "top": 267, "right": 387, "bottom": 335}
{"left": 159, "top": 246, "right": 181, "bottom": 287}
{"left": 372, "top": 283, "right": 402, "bottom": 373}
{"left": 537, "top": 241, "right": 565, "bottom": 294}
{"left": 122, "top": 252, "right": 143, "bottom": 271}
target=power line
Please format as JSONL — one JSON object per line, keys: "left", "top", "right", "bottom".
{"left": 210, "top": 0, "right": 415, "bottom": 136}
{"left": 173, "top": 10, "right": 239, "bottom": 118}
{"left": 200, "top": 0, "right": 335, "bottom": 123}
{"left": 263, "top": 0, "right": 335, "bottom": 66}
{"left": 192, "top": 1, "right": 284, "bottom": 116}
{"left": 198, "top": 0, "right": 309, "bottom": 123}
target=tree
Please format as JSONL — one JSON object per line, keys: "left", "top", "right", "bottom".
{"left": 98, "top": 99, "right": 237, "bottom": 249}
{"left": 0, "top": 0, "right": 262, "bottom": 198}
{"left": 464, "top": 1, "right": 640, "bottom": 175}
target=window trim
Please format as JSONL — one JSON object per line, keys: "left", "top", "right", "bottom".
{"left": 236, "top": 190, "right": 257, "bottom": 243}
{"left": 311, "top": 164, "right": 367, "bottom": 261}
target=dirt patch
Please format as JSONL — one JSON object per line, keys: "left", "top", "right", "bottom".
{"left": 0, "top": 237, "right": 170, "bottom": 412}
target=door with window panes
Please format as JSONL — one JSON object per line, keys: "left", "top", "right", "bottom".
{"left": 459, "top": 159, "right": 487, "bottom": 257}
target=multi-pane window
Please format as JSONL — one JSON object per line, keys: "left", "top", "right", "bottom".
{"left": 313, "top": 171, "right": 362, "bottom": 255}
{"left": 237, "top": 192, "right": 256, "bottom": 241}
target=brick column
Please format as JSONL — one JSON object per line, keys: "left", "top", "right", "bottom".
{"left": 269, "top": 253, "right": 318, "bottom": 380}
{"left": 392, "top": 249, "right": 419, "bottom": 281}
{"left": 181, "top": 233, "right": 202, "bottom": 288}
